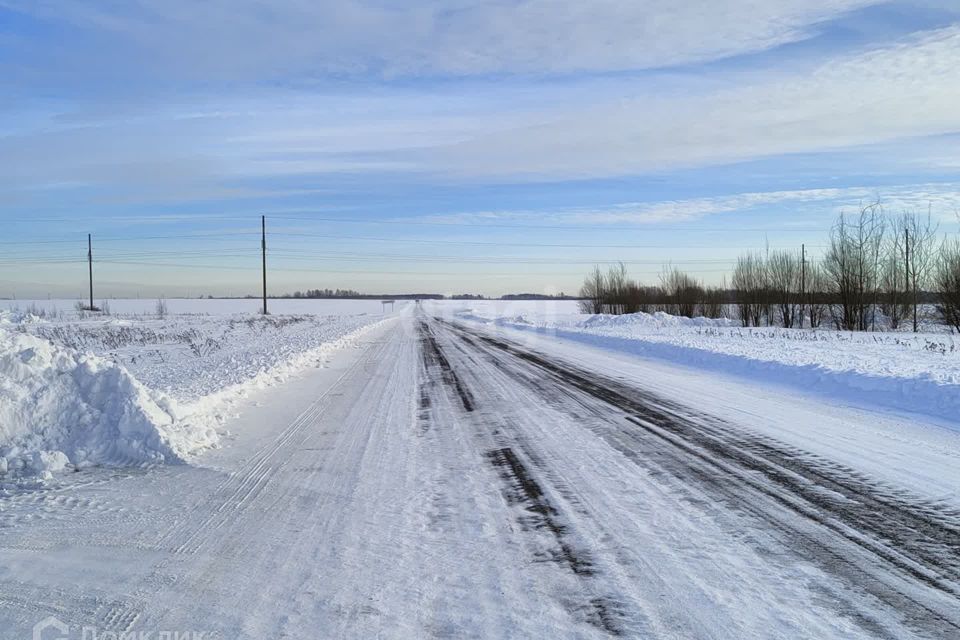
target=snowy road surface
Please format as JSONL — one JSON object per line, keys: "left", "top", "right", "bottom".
{"left": 2, "top": 308, "right": 959, "bottom": 638}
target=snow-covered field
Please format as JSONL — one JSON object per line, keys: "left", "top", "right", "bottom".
{"left": 432, "top": 300, "right": 960, "bottom": 424}
{"left": 4, "top": 296, "right": 958, "bottom": 483}
{"left": 0, "top": 300, "right": 401, "bottom": 479}
{"left": 0, "top": 297, "right": 399, "bottom": 317}
{"left": 0, "top": 301, "right": 959, "bottom": 637}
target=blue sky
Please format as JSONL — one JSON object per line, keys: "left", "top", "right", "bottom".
{"left": 2, "top": 0, "right": 960, "bottom": 297}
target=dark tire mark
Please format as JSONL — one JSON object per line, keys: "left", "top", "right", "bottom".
{"left": 418, "top": 320, "right": 475, "bottom": 412}
{"left": 419, "top": 315, "right": 627, "bottom": 635}
{"left": 485, "top": 447, "right": 624, "bottom": 636}
{"left": 437, "top": 317, "right": 960, "bottom": 636}
{"left": 485, "top": 447, "right": 594, "bottom": 576}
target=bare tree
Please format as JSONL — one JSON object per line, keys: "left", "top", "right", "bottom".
{"left": 660, "top": 266, "right": 703, "bottom": 318}
{"left": 903, "top": 209, "right": 939, "bottom": 332}
{"left": 701, "top": 287, "right": 726, "bottom": 319}
{"left": 880, "top": 216, "right": 910, "bottom": 329}
{"left": 579, "top": 266, "right": 605, "bottom": 314}
{"left": 579, "top": 264, "right": 660, "bottom": 316}
{"left": 823, "top": 204, "right": 886, "bottom": 331}
{"left": 934, "top": 238, "right": 960, "bottom": 333}
{"left": 806, "top": 261, "right": 828, "bottom": 328}
{"left": 605, "top": 262, "right": 630, "bottom": 314}
{"left": 767, "top": 250, "right": 801, "bottom": 328}
{"left": 732, "top": 253, "right": 767, "bottom": 327}
{"left": 636, "top": 285, "right": 660, "bottom": 314}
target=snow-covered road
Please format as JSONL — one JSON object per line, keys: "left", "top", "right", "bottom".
{"left": 2, "top": 307, "right": 959, "bottom": 638}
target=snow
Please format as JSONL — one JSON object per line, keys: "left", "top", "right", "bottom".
{"left": 0, "top": 327, "right": 215, "bottom": 478}
{"left": 0, "top": 300, "right": 403, "bottom": 479}
{"left": 0, "top": 309, "right": 956, "bottom": 638}
{"left": 0, "top": 297, "right": 401, "bottom": 317}
{"left": 436, "top": 300, "right": 960, "bottom": 424}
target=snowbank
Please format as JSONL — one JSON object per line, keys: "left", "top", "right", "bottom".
{"left": 0, "top": 310, "right": 395, "bottom": 480}
{"left": 0, "top": 327, "right": 217, "bottom": 479}
{"left": 167, "top": 316, "right": 394, "bottom": 429}
{"left": 446, "top": 303, "right": 960, "bottom": 425}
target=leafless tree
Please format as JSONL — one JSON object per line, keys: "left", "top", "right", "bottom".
{"left": 902, "top": 209, "right": 939, "bottom": 332}
{"left": 934, "top": 238, "right": 960, "bottom": 333}
{"left": 580, "top": 264, "right": 664, "bottom": 316}
{"left": 806, "top": 261, "right": 828, "bottom": 328}
{"left": 635, "top": 285, "right": 660, "bottom": 314}
{"left": 880, "top": 217, "right": 910, "bottom": 329}
{"left": 660, "top": 266, "right": 703, "bottom": 318}
{"left": 732, "top": 253, "right": 767, "bottom": 327}
{"left": 579, "top": 266, "right": 605, "bottom": 314}
{"left": 767, "top": 250, "right": 801, "bottom": 328}
{"left": 701, "top": 287, "right": 726, "bottom": 319}
{"left": 823, "top": 204, "right": 886, "bottom": 331}
{"left": 605, "top": 262, "right": 630, "bottom": 314}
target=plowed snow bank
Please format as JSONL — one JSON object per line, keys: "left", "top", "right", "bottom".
{"left": 0, "top": 327, "right": 217, "bottom": 478}
{"left": 449, "top": 305, "right": 960, "bottom": 425}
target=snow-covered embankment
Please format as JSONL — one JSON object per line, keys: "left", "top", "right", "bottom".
{"left": 450, "top": 304, "right": 960, "bottom": 425}
{"left": 0, "top": 309, "right": 395, "bottom": 479}
{"left": 0, "top": 328, "right": 214, "bottom": 478}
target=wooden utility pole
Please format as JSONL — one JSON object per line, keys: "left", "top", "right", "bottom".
{"left": 905, "top": 227, "right": 912, "bottom": 332}
{"left": 87, "top": 233, "right": 94, "bottom": 311}
{"left": 261, "top": 215, "right": 268, "bottom": 315}
{"left": 800, "top": 244, "right": 806, "bottom": 329}
{"left": 905, "top": 226, "right": 918, "bottom": 332}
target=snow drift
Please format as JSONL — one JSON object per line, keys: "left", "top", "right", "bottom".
{"left": 450, "top": 305, "right": 960, "bottom": 426}
{"left": 0, "top": 327, "right": 218, "bottom": 478}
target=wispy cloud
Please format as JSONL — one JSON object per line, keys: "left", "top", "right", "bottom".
{"left": 1, "top": 1, "right": 959, "bottom": 239}
{"left": 0, "top": 0, "right": 882, "bottom": 82}
{"left": 415, "top": 183, "right": 960, "bottom": 226}
{"left": 429, "top": 25, "right": 960, "bottom": 179}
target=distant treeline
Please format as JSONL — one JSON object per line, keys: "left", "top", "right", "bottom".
{"left": 500, "top": 293, "right": 576, "bottom": 300}
{"left": 580, "top": 205, "right": 960, "bottom": 332}
{"left": 280, "top": 289, "right": 444, "bottom": 300}
{"left": 278, "top": 290, "right": 578, "bottom": 301}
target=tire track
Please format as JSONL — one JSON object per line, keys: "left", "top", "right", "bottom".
{"left": 93, "top": 331, "right": 386, "bottom": 634}
{"left": 419, "top": 316, "right": 630, "bottom": 636}
{"left": 435, "top": 317, "right": 960, "bottom": 637}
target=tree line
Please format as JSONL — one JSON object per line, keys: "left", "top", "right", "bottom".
{"left": 579, "top": 205, "right": 960, "bottom": 332}
{"left": 281, "top": 289, "right": 445, "bottom": 300}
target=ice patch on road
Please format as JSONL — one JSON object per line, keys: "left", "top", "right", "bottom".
{"left": 0, "top": 327, "right": 216, "bottom": 479}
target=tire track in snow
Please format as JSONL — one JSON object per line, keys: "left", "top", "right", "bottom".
{"left": 437, "top": 317, "right": 960, "bottom": 637}
{"left": 418, "top": 320, "right": 475, "bottom": 413}
{"left": 92, "top": 330, "right": 383, "bottom": 634}
{"left": 417, "top": 318, "right": 630, "bottom": 636}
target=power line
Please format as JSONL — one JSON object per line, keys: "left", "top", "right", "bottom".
{"left": 0, "top": 232, "right": 259, "bottom": 246}
{"left": 269, "top": 231, "right": 824, "bottom": 250}
{"left": 96, "top": 260, "right": 733, "bottom": 276}
{"left": 0, "top": 211, "right": 848, "bottom": 233}
{"left": 268, "top": 213, "right": 829, "bottom": 233}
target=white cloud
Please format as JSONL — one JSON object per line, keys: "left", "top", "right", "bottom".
{"left": 0, "top": 0, "right": 881, "bottom": 80}
{"left": 3, "top": 14, "right": 960, "bottom": 203}
{"left": 416, "top": 183, "right": 960, "bottom": 225}
{"left": 428, "top": 25, "right": 960, "bottom": 178}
